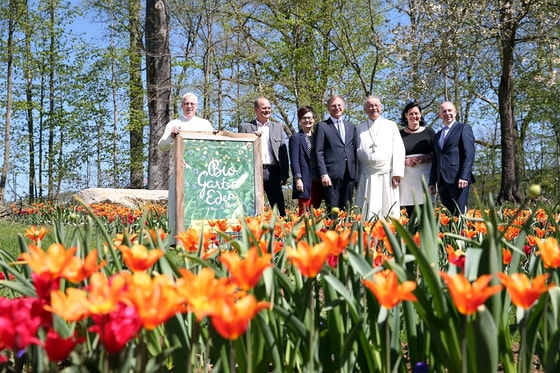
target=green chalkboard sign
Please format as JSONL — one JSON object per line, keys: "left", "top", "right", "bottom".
{"left": 174, "top": 131, "right": 263, "bottom": 232}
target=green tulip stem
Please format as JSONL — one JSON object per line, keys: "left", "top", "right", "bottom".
{"left": 246, "top": 322, "right": 253, "bottom": 373}
{"left": 462, "top": 315, "right": 468, "bottom": 373}
{"left": 520, "top": 310, "right": 528, "bottom": 373}
{"left": 229, "top": 340, "right": 235, "bottom": 373}
{"left": 188, "top": 316, "right": 200, "bottom": 373}
{"left": 309, "top": 279, "right": 315, "bottom": 373}
{"left": 385, "top": 317, "right": 390, "bottom": 373}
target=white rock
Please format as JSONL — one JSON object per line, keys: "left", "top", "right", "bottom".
{"left": 73, "top": 188, "right": 168, "bottom": 208}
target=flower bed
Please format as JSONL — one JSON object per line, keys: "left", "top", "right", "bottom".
{"left": 1, "top": 199, "right": 559, "bottom": 372}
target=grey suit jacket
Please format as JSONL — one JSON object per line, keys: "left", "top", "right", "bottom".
{"left": 239, "top": 120, "right": 289, "bottom": 179}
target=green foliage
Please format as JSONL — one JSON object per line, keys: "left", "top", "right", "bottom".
{"left": 1, "top": 196, "right": 560, "bottom": 371}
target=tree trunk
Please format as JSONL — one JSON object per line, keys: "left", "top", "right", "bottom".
{"left": 129, "top": 0, "right": 146, "bottom": 188}
{"left": 496, "top": 3, "right": 522, "bottom": 204}
{"left": 47, "top": 1, "right": 56, "bottom": 200}
{"left": 0, "top": 0, "right": 16, "bottom": 205}
{"left": 145, "top": 0, "right": 172, "bottom": 190}
{"left": 25, "top": 3, "right": 36, "bottom": 201}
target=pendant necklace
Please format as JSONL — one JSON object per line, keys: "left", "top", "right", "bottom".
{"left": 368, "top": 120, "right": 378, "bottom": 153}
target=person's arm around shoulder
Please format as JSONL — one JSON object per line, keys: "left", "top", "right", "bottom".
{"left": 428, "top": 135, "right": 439, "bottom": 195}
{"left": 289, "top": 135, "right": 304, "bottom": 192}
{"left": 314, "top": 121, "right": 331, "bottom": 187}
{"left": 391, "top": 122, "right": 405, "bottom": 187}
{"left": 239, "top": 121, "right": 259, "bottom": 136}
{"left": 158, "top": 120, "right": 177, "bottom": 152}
{"left": 279, "top": 140, "right": 289, "bottom": 184}
{"left": 200, "top": 118, "right": 214, "bottom": 132}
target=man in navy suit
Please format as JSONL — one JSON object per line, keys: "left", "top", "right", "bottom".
{"left": 314, "top": 95, "right": 357, "bottom": 211}
{"left": 240, "top": 97, "right": 289, "bottom": 216}
{"left": 429, "top": 101, "right": 475, "bottom": 215}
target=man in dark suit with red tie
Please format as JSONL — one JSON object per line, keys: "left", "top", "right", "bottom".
{"left": 240, "top": 97, "right": 289, "bottom": 216}
{"left": 314, "top": 95, "right": 357, "bottom": 212}
{"left": 429, "top": 101, "right": 475, "bottom": 215}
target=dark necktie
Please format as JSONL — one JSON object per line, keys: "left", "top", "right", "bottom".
{"left": 439, "top": 126, "right": 449, "bottom": 148}
{"left": 337, "top": 120, "right": 345, "bottom": 143}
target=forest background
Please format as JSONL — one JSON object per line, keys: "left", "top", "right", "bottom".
{"left": 0, "top": 0, "right": 559, "bottom": 207}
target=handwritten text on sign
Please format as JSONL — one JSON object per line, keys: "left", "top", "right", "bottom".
{"left": 183, "top": 139, "right": 255, "bottom": 220}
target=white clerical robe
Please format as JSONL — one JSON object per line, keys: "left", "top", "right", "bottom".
{"left": 355, "top": 117, "right": 405, "bottom": 219}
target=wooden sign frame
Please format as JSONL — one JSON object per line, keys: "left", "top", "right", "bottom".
{"left": 174, "top": 130, "right": 263, "bottom": 233}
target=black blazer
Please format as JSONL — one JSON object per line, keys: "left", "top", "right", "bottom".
{"left": 429, "top": 121, "right": 475, "bottom": 186}
{"left": 289, "top": 132, "right": 313, "bottom": 199}
{"left": 313, "top": 118, "right": 356, "bottom": 180}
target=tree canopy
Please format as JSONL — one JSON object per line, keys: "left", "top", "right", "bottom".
{"left": 0, "top": 0, "right": 559, "bottom": 204}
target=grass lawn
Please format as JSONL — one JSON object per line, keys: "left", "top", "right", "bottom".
{"left": 0, "top": 220, "right": 30, "bottom": 258}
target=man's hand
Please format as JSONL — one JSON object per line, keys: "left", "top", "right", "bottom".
{"left": 458, "top": 179, "right": 469, "bottom": 189}
{"left": 281, "top": 178, "right": 288, "bottom": 186}
{"left": 321, "top": 175, "right": 332, "bottom": 187}
{"left": 428, "top": 185, "right": 437, "bottom": 195}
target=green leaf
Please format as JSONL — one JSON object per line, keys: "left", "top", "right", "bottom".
{"left": 469, "top": 307, "right": 499, "bottom": 372}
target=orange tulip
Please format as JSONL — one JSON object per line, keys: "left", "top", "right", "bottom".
{"left": 175, "top": 228, "right": 202, "bottom": 252}
{"left": 220, "top": 246, "right": 272, "bottom": 290}
{"left": 245, "top": 217, "right": 266, "bottom": 240}
{"left": 439, "top": 213, "right": 451, "bottom": 226}
{"left": 502, "top": 248, "right": 512, "bottom": 265}
{"left": 112, "top": 232, "right": 139, "bottom": 247}
{"left": 119, "top": 244, "right": 164, "bottom": 272}
{"left": 362, "top": 269, "right": 417, "bottom": 309}
{"left": 413, "top": 231, "right": 421, "bottom": 246}
{"left": 176, "top": 268, "right": 239, "bottom": 321}
{"left": 87, "top": 272, "right": 128, "bottom": 315}
{"left": 47, "top": 288, "right": 91, "bottom": 322}
{"left": 63, "top": 250, "right": 106, "bottom": 283}
{"left": 286, "top": 241, "right": 330, "bottom": 278}
{"left": 504, "top": 225, "right": 521, "bottom": 241}
{"left": 533, "top": 227, "right": 546, "bottom": 238}
{"left": 526, "top": 235, "right": 539, "bottom": 247}
{"left": 124, "top": 272, "right": 183, "bottom": 330}
{"left": 210, "top": 219, "right": 229, "bottom": 232}
{"left": 497, "top": 272, "right": 554, "bottom": 310}
{"left": 461, "top": 229, "right": 478, "bottom": 240}
{"left": 24, "top": 226, "right": 49, "bottom": 243}
{"left": 445, "top": 245, "right": 465, "bottom": 268}
{"left": 317, "top": 229, "right": 357, "bottom": 256}
{"left": 472, "top": 221, "right": 487, "bottom": 235}
{"left": 537, "top": 237, "right": 560, "bottom": 269}
{"left": 20, "top": 243, "right": 77, "bottom": 281}
{"left": 210, "top": 294, "right": 270, "bottom": 340}
{"left": 439, "top": 272, "right": 502, "bottom": 315}
{"left": 146, "top": 228, "right": 167, "bottom": 243}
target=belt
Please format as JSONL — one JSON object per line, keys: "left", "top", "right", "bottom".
{"left": 263, "top": 164, "right": 278, "bottom": 169}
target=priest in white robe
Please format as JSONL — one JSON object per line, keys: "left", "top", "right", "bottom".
{"left": 355, "top": 96, "right": 405, "bottom": 219}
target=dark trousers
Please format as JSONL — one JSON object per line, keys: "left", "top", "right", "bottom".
{"left": 263, "top": 165, "right": 286, "bottom": 216}
{"left": 323, "top": 167, "right": 354, "bottom": 211}
{"left": 438, "top": 180, "right": 469, "bottom": 216}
